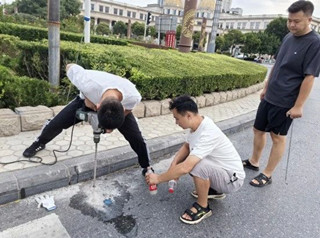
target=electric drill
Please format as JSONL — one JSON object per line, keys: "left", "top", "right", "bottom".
{"left": 76, "top": 109, "right": 105, "bottom": 143}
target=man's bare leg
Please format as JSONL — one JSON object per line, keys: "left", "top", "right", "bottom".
{"left": 248, "top": 128, "right": 267, "bottom": 167}
{"left": 251, "top": 132, "right": 286, "bottom": 185}
{"left": 181, "top": 176, "right": 210, "bottom": 220}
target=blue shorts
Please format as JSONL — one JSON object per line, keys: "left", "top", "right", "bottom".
{"left": 254, "top": 99, "right": 293, "bottom": 136}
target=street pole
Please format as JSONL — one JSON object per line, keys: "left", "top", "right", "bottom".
{"left": 158, "top": 16, "right": 161, "bottom": 45}
{"left": 127, "top": 19, "right": 131, "bottom": 39}
{"left": 178, "top": 0, "right": 198, "bottom": 53}
{"left": 207, "top": 0, "right": 222, "bottom": 53}
{"left": 48, "top": 0, "right": 60, "bottom": 87}
{"left": 144, "top": 17, "right": 147, "bottom": 41}
{"left": 84, "top": 0, "right": 91, "bottom": 43}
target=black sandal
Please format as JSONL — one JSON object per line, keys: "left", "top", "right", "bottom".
{"left": 180, "top": 202, "right": 212, "bottom": 225}
{"left": 250, "top": 173, "right": 272, "bottom": 187}
{"left": 242, "top": 159, "right": 259, "bottom": 171}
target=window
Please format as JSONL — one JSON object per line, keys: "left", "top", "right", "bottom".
{"left": 140, "top": 13, "right": 144, "bottom": 20}
{"left": 250, "top": 22, "right": 254, "bottom": 29}
{"left": 255, "top": 22, "right": 260, "bottom": 29}
{"left": 173, "top": 9, "right": 177, "bottom": 15}
{"left": 230, "top": 22, "right": 234, "bottom": 29}
{"left": 242, "top": 22, "right": 246, "bottom": 29}
{"left": 127, "top": 10, "right": 131, "bottom": 17}
{"left": 237, "top": 22, "right": 241, "bottom": 29}
{"left": 105, "top": 7, "right": 109, "bottom": 13}
{"left": 119, "top": 9, "right": 123, "bottom": 16}
{"left": 132, "top": 12, "right": 136, "bottom": 18}
{"left": 99, "top": 5, "right": 103, "bottom": 12}
{"left": 166, "top": 9, "right": 170, "bottom": 14}
{"left": 91, "top": 4, "right": 94, "bottom": 11}
{"left": 264, "top": 22, "right": 269, "bottom": 29}
{"left": 114, "top": 8, "right": 118, "bottom": 15}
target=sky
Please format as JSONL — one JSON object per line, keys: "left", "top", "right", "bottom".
{"left": 111, "top": 0, "right": 320, "bottom": 18}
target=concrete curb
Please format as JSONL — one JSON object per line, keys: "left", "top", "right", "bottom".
{"left": 0, "top": 110, "right": 256, "bottom": 205}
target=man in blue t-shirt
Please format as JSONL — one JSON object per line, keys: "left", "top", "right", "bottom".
{"left": 243, "top": 1, "right": 320, "bottom": 187}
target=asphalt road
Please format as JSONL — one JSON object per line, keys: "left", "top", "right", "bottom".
{"left": 0, "top": 75, "right": 319, "bottom": 238}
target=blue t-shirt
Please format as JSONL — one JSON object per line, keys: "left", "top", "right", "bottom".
{"left": 265, "top": 30, "right": 320, "bottom": 108}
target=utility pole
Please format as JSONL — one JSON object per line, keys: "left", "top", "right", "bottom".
{"left": 178, "top": 0, "right": 198, "bottom": 53}
{"left": 48, "top": 0, "right": 60, "bottom": 87}
{"left": 84, "top": 0, "right": 91, "bottom": 43}
{"left": 207, "top": 0, "right": 222, "bottom": 53}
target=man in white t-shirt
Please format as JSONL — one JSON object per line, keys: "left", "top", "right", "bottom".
{"left": 23, "top": 64, "right": 152, "bottom": 175}
{"left": 146, "top": 95, "right": 245, "bottom": 225}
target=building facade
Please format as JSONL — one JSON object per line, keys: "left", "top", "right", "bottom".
{"left": 83, "top": 0, "right": 320, "bottom": 38}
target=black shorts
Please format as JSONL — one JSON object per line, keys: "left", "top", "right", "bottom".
{"left": 254, "top": 99, "right": 293, "bottom": 136}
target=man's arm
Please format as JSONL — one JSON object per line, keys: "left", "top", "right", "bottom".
{"left": 260, "top": 65, "right": 275, "bottom": 100}
{"left": 286, "top": 75, "right": 315, "bottom": 118}
{"left": 146, "top": 154, "right": 200, "bottom": 185}
{"left": 170, "top": 143, "right": 190, "bottom": 166}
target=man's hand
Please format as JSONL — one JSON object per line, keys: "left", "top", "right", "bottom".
{"left": 145, "top": 173, "right": 160, "bottom": 185}
{"left": 66, "top": 63, "right": 75, "bottom": 72}
{"left": 286, "top": 106, "right": 303, "bottom": 119}
{"left": 260, "top": 88, "right": 267, "bottom": 100}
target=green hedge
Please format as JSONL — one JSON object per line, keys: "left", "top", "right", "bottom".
{"left": 0, "top": 34, "right": 267, "bottom": 103}
{"left": 0, "top": 22, "right": 127, "bottom": 46}
{"left": 0, "top": 65, "right": 65, "bottom": 109}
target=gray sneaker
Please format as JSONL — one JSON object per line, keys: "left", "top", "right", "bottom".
{"left": 191, "top": 187, "right": 226, "bottom": 200}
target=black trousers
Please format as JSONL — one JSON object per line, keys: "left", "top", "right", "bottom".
{"left": 37, "top": 96, "right": 150, "bottom": 168}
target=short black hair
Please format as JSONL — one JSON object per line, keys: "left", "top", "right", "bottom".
{"left": 169, "top": 95, "right": 198, "bottom": 115}
{"left": 288, "top": 1, "right": 314, "bottom": 16}
{"left": 98, "top": 98, "right": 125, "bottom": 129}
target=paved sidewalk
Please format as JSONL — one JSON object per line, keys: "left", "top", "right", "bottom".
{"left": 0, "top": 90, "right": 261, "bottom": 204}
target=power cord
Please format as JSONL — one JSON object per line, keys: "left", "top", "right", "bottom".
{"left": 0, "top": 116, "right": 77, "bottom": 166}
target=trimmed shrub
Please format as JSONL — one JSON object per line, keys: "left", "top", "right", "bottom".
{"left": 0, "top": 22, "right": 127, "bottom": 45}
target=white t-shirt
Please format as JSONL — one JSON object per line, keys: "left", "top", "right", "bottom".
{"left": 187, "top": 116, "right": 245, "bottom": 179}
{"left": 67, "top": 64, "right": 142, "bottom": 110}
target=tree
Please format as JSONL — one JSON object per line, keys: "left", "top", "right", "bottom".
{"left": 112, "top": 21, "right": 127, "bottom": 36}
{"left": 131, "top": 22, "right": 145, "bottom": 36}
{"left": 242, "top": 32, "right": 261, "bottom": 55}
{"left": 148, "top": 26, "right": 157, "bottom": 38}
{"left": 215, "top": 36, "right": 226, "bottom": 52}
{"left": 16, "top": 0, "right": 81, "bottom": 20}
{"left": 60, "top": 0, "right": 81, "bottom": 20}
{"left": 61, "top": 16, "right": 83, "bottom": 33}
{"left": 176, "top": 25, "right": 182, "bottom": 41}
{"left": 265, "top": 17, "right": 289, "bottom": 41}
{"left": 221, "top": 30, "right": 245, "bottom": 53}
{"left": 257, "top": 31, "right": 280, "bottom": 55}
{"left": 192, "top": 31, "right": 201, "bottom": 44}
{"left": 16, "top": 0, "right": 47, "bottom": 19}
{"left": 96, "top": 23, "right": 111, "bottom": 36}
{"left": 224, "top": 30, "right": 245, "bottom": 45}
